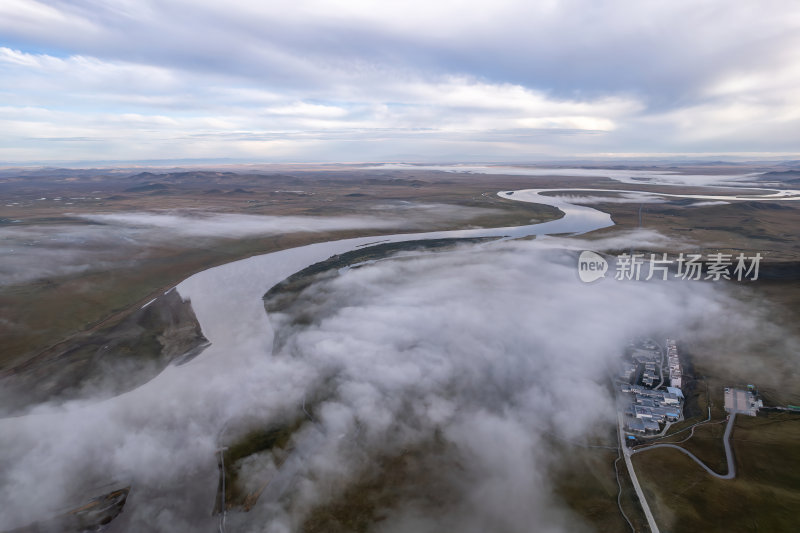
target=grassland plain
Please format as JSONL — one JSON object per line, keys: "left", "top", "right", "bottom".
{"left": 2, "top": 169, "right": 568, "bottom": 378}
{"left": 3, "top": 165, "right": 800, "bottom": 532}
{"left": 633, "top": 412, "right": 800, "bottom": 533}
{"left": 8, "top": 165, "right": 799, "bottom": 376}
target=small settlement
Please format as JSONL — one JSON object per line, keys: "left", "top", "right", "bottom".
{"left": 619, "top": 338, "right": 684, "bottom": 435}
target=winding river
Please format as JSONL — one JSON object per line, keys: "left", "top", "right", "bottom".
{"left": 179, "top": 185, "right": 800, "bottom": 349}
{"left": 176, "top": 189, "right": 616, "bottom": 349}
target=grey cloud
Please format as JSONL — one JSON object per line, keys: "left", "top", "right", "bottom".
{"left": 3, "top": 1, "right": 792, "bottom": 102}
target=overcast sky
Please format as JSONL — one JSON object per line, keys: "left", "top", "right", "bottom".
{"left": 1, "top": 0, "right": 799, "bottom": 163}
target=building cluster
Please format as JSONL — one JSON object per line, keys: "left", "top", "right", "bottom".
{"left": 622, "top": 384, "right": 683, "bottom": 433}
{"left": 619, "top": 339, "right": 685, "bottom": 435}
{"left": 666, "top": 339, "right": 683, "bottom": 389}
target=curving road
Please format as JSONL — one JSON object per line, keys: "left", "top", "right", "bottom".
{"left": 633, "top": 413, "right": 736, "bottom": 480}
{"left": 645, "top": 415, "right": 723, "bottom": 447}
{"left": 613, "top": 454, "right": 636, "bottom": 533}
{"left": 617, "top": 412, "right": 661, "bottom": 533}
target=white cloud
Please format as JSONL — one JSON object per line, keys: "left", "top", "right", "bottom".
{"left": 1, "top": 1, "right": 800, "bottom": 160}
{"left": 1, "top": 234, "right": 797, "bottom": 530}
{"left": 0, "top": 206, "right": 498, "bottom": 285}
{"left": 0, "top": 0, "right": 99, "bottom": 39}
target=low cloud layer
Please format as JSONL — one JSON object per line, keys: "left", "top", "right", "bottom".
{"left": 0, "top": 204, "right": 492, "bottom": 285}
{"left": 547, "top": 193, "right": 666, "bottom": 205}
{"left": 77, "top": 211, "right": 400, "bottom": 237}
{"left": 1, "top": 231, "right": 796, "bottom": 531}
